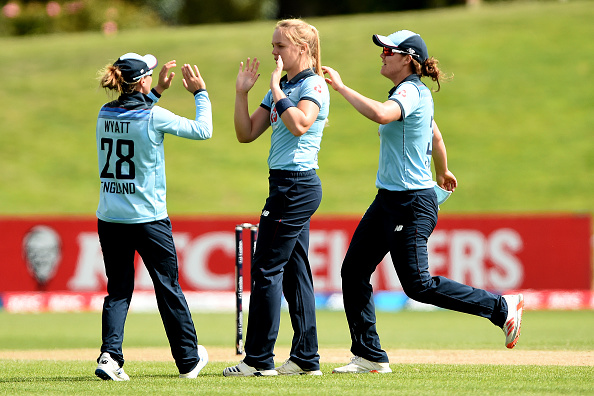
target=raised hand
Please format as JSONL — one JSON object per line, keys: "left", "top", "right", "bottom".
{"left": 182, "top": 64, "right": 206, "bottom": 93}
{"left": 155, "top": 60, "right": 177, "bottom": 94}
{"left": 237, "top": 57, "right": 260, "bottom": 94}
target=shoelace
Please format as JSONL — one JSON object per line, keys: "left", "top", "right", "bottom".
{"left": 279, "top": 359, "right": 292, "bottom": 369}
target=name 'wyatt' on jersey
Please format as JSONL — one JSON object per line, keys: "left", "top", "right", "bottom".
{"left": 96, "top": 90, "right": 212, "bottom": 224}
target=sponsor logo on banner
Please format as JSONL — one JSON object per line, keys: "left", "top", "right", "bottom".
{"left": 22, "top": 225, "right": 62, "bottom": 288}
{"left": 0, "top": 215, "right": 591, "bottom": 294}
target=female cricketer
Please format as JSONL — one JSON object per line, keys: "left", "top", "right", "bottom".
{"left": 223, "top": 19, "right": 330, "bottom": 377}
{"left": 323, "top": 30, "right": 524, "bottom": 374}
{"left": 94, "top": 53, "right": 211, "bottom": 380}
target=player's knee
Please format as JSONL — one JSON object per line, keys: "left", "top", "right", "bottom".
{"left": 401, "top": 281, "right": 434, "bottom": 303}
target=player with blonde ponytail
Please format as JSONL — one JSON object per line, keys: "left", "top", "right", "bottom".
{"left": 224, "top": 19, "right": 330, "bottom": 377}
{"left": 94, "top": 53, "right": 212, "bottom": 381}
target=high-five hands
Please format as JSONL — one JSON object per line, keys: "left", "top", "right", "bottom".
{"left": 153, "top": 60, "right": 206, "bottom": 94}
{"left": 155, "top": 60, "right": 177, "bottom": 94}
{"left": 182, "top": 64, "right": 206, "bottom": 93}
{"left": 237, "top": 57, "right": 261, "bottom": 94}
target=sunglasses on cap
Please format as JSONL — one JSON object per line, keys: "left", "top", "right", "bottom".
{"left": 135, "top": 69, "right": 153, "bottom": 80}
{"left": 382, "top": 47, "right": 410, "bottom": 57}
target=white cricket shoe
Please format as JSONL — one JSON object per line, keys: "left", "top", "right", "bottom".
{"left": 332, "top": 356, "right": 392, "bottom": 374}
{"left": 179, "top": 345, "right": 209, "bottom": 378}
{"left": 95, "top": 352, "right": 130, "bottom": 381}
{"left": 275, "top": 359, "right": 323, "bottom": 376}
{"left": 223, "top": 360, "right": 278, "bottom": 377}
{"left": 502, "top": 294, "right": 524, "bottom": 349}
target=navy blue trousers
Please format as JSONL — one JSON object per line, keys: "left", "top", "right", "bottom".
{"left": 243, "top": 169, "right": 322, "bottom": 371}
{"left": 97, "top": 218, "right": 199, "bottom": 373}
{"left": 341, "top": 189, "right": 508, "bottom": 362}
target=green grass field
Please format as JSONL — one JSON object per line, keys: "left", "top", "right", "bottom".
{"left": 0, "top": 310, "right": 593, "bottom": 394}
{"left": 1, "top": 361, "right": 590, "bottom": 395}
{"left": 2, "top": 310, "right": 593, "bottom": 351}
{"left": 0, "top": 1, "right": 593, "bottom": 216}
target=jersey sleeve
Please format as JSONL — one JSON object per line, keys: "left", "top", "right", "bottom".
{"left": 260, "top": 90, "right": 272, "bottom": 111}
{"left": 150, "top": 91, "right": 213, "bottom": 141}
{"left": 297, "top": 75, "right": 328, "bottom": 109}
{"left": 388, "top": 82, "right": 421, "bottom": 119}
{"left": 147, "top": 88, "right": 161, "bottom": 104}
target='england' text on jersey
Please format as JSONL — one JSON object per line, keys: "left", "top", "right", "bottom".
{"left": 104, "top": 120, "right": 131, "bottom": 134}
{"left": 101, "top": 181, "right": 136, "bottom": 194}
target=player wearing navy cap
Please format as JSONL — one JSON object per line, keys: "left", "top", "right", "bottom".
{"left": 94, "top": 53, "right": 211, "bottom": 380}
{"left": 323, "top": 30, "right": 524, "bottom": 374}
{"left": 223, "top": 19, "right": 329, "bottom": 377}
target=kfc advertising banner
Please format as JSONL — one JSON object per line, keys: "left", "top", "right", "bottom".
{"left": 0, "top": 214, "right": 591, "bottom": 296}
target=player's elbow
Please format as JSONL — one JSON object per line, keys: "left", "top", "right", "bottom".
{"left": 289, "top": 127, "right": 308, "bottom": 137}
{"left": 236, "top": 133, "right": 256, "bottom": 143}
{"left": 235, "top": 127, "right": 255, "bottom": 143}
{"left": 289, "top": 119, "right": 315, "bottom": 137}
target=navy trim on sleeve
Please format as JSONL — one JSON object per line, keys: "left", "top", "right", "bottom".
{"left": 389, "top": 97, "right": 405, "bottom": 121}
{"left": 151, "top": 88, "right": 162, "bottom": 98}
{"left": 300, "top": 96, "right": 321, "bottom": 109}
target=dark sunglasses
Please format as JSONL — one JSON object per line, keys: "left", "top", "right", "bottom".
{"left": 382, "top": 47, "right": 409, "bottom": 57}
{"left": 382, "top": 47, "right": 396, "bottom": 56}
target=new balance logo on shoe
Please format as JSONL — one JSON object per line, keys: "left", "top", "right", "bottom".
{"left": 394, "top": 225, "right": 403, "bottom": 232}
{"left": 95, "top": 352, "right": 130, "bottom": 381}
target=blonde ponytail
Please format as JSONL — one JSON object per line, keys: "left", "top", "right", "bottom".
{"left": 98, "top": 64, "right": 137, "bottom": 94}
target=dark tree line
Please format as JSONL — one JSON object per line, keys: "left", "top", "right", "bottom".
{"left": 155, "top": 0, "right": 470, "bottom": 25}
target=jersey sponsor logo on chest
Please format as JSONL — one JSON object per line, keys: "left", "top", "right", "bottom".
{"left": 271, "top": 107, "right": 278, "bottom": 123}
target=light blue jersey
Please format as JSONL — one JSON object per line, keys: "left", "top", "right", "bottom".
{"left": 261, "top": 69, "right": 330, "bottom": 171}
{"left": 376, "top": 74, "right": 434, "bottom": 191}
{"left": 96, "top": 90, "right": 212, "bottom": 224}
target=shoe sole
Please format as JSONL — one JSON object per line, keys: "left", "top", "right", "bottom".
{"left": 95, "top": 368, "right": 126, "bottom": 381}
{"left": 278, "top": 370, "right": 323, "bottom": 376}
{"left": 333, "top": 369, "right": 392, "bottom": 374}
{"left": 223, "top": 371, "right": 278, "bottom": 377}
{"left": 223, "top": 366, "right": 278, "bottom": 377}
{"left": 506, "top": 294, "right": 524, "bottom": 349}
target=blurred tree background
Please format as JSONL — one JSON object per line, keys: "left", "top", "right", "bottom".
{"left": 1, "top": 0, "right": 478, "bottom": 36}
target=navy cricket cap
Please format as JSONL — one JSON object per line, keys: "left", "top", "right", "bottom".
{"left": 113, "top": 53, "right": 158, "bottom": 83}
{"left": 373, "top": 30, "right": 429, "bottom": 64}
